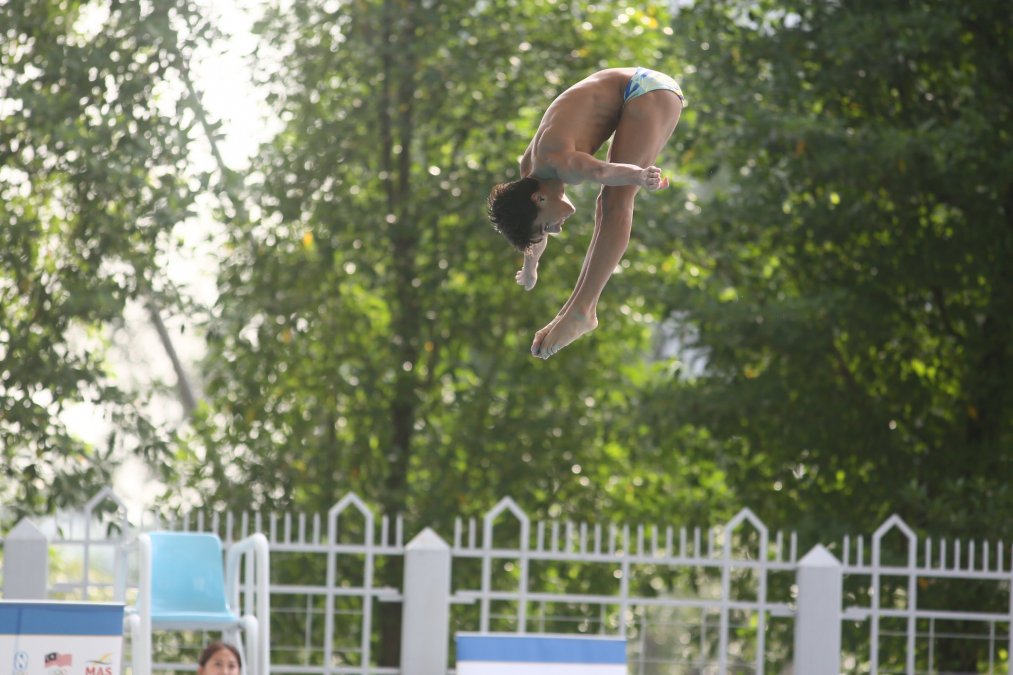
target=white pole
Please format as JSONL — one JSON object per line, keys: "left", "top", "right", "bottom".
{"left": 794, "top": 545, "right": 842, "bottom": 674}
{"left": 400, "top": 528, "right": 451, "bottom": 675}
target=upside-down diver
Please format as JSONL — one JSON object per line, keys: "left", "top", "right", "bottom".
{"left": 488, "top": 67, "right": 685, "bottom": 359}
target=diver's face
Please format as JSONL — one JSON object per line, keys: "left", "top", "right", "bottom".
{"left": 532, "top": 192, "right": 576, "bottom": 237}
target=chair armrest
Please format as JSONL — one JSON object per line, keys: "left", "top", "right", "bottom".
{"left": 224, "top": 533, "right": 269, "bottom": 609}
{"left": 224, "top": 533, "right": 270, "bottom": 675}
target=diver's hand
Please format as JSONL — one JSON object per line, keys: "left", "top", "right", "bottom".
{"left": 516, "top": 266, "right": 537, "bottom": 291}
{"left": 640, "top": 166, "right": 670, "bottom": 190}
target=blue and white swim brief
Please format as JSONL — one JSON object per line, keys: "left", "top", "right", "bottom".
{"left": 623, "top": 67, "right": 687, "bottom": 106}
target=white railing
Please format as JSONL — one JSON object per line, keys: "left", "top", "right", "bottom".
{"left": 838, "top": 515, "right": 1013, "bottom": 674}
{"left": 1, "top": 488, "right": 1011, "bottom": 674}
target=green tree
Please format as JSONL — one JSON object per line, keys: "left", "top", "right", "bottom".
{"left": 181, "top": 0, "right": 735, "bottom": 665}
{"left": 0, "top": 0, "right": 214, "bottom": 519}
{"left": 650, "top": 0, "right": 1011, "bottom": 668}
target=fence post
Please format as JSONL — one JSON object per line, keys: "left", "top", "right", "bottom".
{"left": 794, "top": 544, "right": 842, "bottom": 674}
{"left": 3, "top": 519, "right": 49, "bottom": 599}
{"left": 400, "top": 527, "right": 451, "bottom": 675}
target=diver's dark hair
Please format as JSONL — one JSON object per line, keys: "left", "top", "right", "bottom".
{"left": 198, "top": 642, "right": 242, "bottom": 669}
{"left": 487, "top": 177, "right": 541, "bottom": 252}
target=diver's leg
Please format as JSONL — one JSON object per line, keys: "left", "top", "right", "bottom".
{"left": 533, "top": 91, "right": 682, "bottom": 358}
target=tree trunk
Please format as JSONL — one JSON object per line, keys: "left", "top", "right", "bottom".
{"left": 376, "top": 0, "right": 418, "bottom": 666}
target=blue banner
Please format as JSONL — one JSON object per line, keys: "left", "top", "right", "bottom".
{"left": 0, "top": 602, "right": 124, "bottom": 636}
{"left": 456, "top": 633, "right": 626, "bottom": 669}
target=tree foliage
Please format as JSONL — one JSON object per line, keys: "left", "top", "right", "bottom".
{"left": 5, "top": 0, "right": 1009, "bottom": 668}
{"left": 650, "top": 1, "right": 1011, "bottom": 667}
{"left": 661, "top": 0, "right": 1011, "bottom": 538}
{"left": 0, "top": 0, "right": 213, "bottom": 518}
{"left": 183, "top": 0, "right": 727, "bottom": 528}
{"left": 180, "top": 1, "right": 729, "bottom": 663}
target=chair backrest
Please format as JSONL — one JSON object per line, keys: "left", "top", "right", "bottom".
{"left": 148, "top": 532, "right": 231, "bottom": 616}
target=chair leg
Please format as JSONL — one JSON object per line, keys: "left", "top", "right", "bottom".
{"left": 240, "top": 617, "right": 260, "bottom": 675}
{"left": 223, "top": 628, "right": 242, "bottom": 672}
{"left": 123, "top": 613, "right": 144, "bottom": 675}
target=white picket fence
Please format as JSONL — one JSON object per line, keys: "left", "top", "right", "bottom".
{"left": 1, "top": 487, "right": 1011, "bottom": 674}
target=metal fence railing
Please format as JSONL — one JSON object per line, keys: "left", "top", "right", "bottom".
{"left": 1, "top": 487, "right": 1011, "bottom": 674}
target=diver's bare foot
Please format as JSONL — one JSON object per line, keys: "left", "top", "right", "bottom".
{"left": 531, "top": 311, "right": 598, "bottom": 359}
{"left": 516, "top": 267, "right": 537, "bottom": 291}
{"left": 530, "top": 316, "right": 559, "bottom": 355}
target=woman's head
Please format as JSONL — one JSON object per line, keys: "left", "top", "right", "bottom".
{"left": 197, "top": 642, "right": 241, "bottom": 675}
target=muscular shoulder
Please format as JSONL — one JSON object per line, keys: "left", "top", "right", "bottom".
{"left": 527, "top": 127, "right": 568, "bottom": 177}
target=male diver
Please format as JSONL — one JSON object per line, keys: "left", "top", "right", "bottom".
{"left": 488, "top": 67, "right": 685, "bottom": 358}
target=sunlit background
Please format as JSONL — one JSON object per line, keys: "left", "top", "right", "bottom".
{"left": 61, "top": 0, "right": 274, "bottom": 509}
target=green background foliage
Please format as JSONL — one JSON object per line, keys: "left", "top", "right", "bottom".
{"left": 2, "top": 0, "right": 1009, "bottom": 670}
{"left": 1, "top": 0, "right": 214, "bottom": 516}
{"left": 663, "top": 0, "right": 1012, "bottom": 540}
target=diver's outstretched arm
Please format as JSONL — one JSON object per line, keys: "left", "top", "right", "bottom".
{"left": 516, "top": 234, "right": 548, "bottom": 291}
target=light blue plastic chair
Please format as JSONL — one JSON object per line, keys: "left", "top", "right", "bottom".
{"left": 120, "top": 531, "right": 270, "bottom": 675}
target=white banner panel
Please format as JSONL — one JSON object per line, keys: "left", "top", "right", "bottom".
{"left": 455, "top": 634, "right": 626, "bottom": 675}
{"left": 0, "top": 602, "right": 123, "bottom": 675}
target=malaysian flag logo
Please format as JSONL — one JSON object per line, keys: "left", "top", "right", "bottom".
{"left": 45, "top": 653, "right": 72, "bottom": 668}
